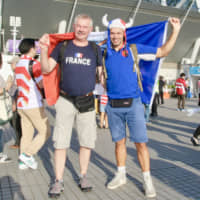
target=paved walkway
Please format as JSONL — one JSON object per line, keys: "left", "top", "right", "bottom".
{"left": 0, "top": 97, "right": 200, "bottom": 200}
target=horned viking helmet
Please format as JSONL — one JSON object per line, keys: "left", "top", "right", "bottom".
{"left": 102, "top": 14, "right": 133, "bottom": 30}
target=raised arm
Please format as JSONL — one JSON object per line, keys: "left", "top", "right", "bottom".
{"left": 39, "top": 34, "right": 57, "bottom": 74}
{"left": 156, "top": 17, "right": 181, "bottom": 58}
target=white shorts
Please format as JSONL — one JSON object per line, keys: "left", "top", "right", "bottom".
{"left": 53, "top": 96, "right": 97, "bottom": 149}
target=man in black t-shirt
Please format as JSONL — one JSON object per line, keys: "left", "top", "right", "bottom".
{"left": 40, "top": 14, "right": 104, "bottom": 198}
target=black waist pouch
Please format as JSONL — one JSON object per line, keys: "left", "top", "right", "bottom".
{"left": 60, "top": 92, "right": 94, "bottom": 113}
{"left": 74, "top": 95, "right": 95, "bottom": 113}
{"left": 110, "top": 98, "right": 133, "bottom": 108}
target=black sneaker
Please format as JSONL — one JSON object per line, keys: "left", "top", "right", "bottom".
{"left": 79, "top": 175, "right": 92, "bottom": 192}
{"left": 191, "top": 137, "right": 199, "bottom": 146}
{"left": 150, "top": 113, "right": 158, "bottom": 117}
{"left": 48, "top": 180, "right": 64, "bottom": 198}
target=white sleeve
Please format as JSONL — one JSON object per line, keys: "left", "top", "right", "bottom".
{"left": 138, "top": 53, "right": 156, "bottom": 61}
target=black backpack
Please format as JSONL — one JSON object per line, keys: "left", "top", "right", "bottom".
{"left": 28, "top": 60, "right": 45, "bottom": 98}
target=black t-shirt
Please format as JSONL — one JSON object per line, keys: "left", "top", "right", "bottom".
{"left": 50, "top": 40, "right": 102, "bottom": 96}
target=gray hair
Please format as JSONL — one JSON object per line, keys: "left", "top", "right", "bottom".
{"left": 74, "top": 14, "right": 93, "bottom": 27}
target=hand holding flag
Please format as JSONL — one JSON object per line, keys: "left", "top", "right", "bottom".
{"left": 169, "top": 17, "right": 181, "bottom": 33}
{"left": 39, "top": 34, "right": 50, "bottom": 51}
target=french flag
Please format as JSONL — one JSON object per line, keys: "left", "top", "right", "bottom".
{"left": 75, "top": 53, "right": 83, "bottom": 58}
{"left": 126, "top": 20, "right": 168, "bottom": 105}
{"left": 44, "top": 21, "right": 168, "bottom": 106}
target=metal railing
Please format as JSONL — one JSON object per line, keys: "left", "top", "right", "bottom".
{"left": 144, "top": 0, "right": 200, "bottom": 12}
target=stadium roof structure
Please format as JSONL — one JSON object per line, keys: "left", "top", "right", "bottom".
{"left": 1, "top": 0, "right": 200, "bottom": 64}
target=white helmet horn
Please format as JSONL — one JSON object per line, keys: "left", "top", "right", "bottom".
{"left": 102, "top": 14, "right": 109, "bottom": 27}
{"left": 125, "top": 18, "right": 134, "bottom": 28}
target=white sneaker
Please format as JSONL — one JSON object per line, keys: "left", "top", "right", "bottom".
{"left": 143, "top": 176, "right": 156, "bottom": 198}
{"left": 0, "top": 154, "right": 12, "bottom": 163}
{"left": 186, "top": 109, "right": 195, "bottom": 117}
{"left": 107, "top": 171, "right": 126, "bottom": 189}
{"left": 18, "top": 161, "right": 29, "bottom": 170}
{"left": 19, "top": 153, "right": 38, "bottom": 170}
